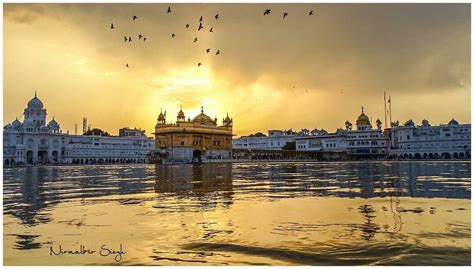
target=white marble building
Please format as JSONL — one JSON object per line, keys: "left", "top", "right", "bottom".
{"left": 233, "top": 129, "right": 310, "bottom": 150}
{"left": 3, "top": 94, "right": 154, "bottom": 165}
{"left": 346, "top": 108, "right": 389, "bottom": 158}
{"left": 388, "top": 119, "right": 471, "bottom": 159}
{"left": 295, "top": 129, "right": 348, "bottom": 152}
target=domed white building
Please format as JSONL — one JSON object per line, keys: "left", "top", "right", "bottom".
{"left": 3, "top": 93, "right": 154, "bottom": 166}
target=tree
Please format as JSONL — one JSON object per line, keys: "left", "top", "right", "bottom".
{"left": 83, "top": 128, "right": 111, "bottom": 136}
{"left": 282, "top": 141, "right": 296, "bottom": 150}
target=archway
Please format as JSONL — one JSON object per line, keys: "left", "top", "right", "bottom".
{"left": 4, "top": 159, "right": 9, "bottom": 166}
{"left": 460, "top": 152, "right": 465, "bottom": 159}
{"left": 434, "top": 153, "right": 439, "bottom": 159}
{"left": 38, "top": 151, "right": 48, "bottom": 164}
{"left": 423, "top": 153, "right": 428, "bottom": 159}
{"left": 453, "top": 152, "right": 459, "bottom": 159}
{"left": 428, "top": 153, "right": 433, "bottom": 159}
{"left": 10, "top": 159, "right": 15, "bottom": 166}
{"left": 414, "top": 153, "right": 421, "bottom": 159}
{"left": 193, "top": 150, "right": 202, "bottom": 162}
{"left": 441, "top": 152, "right": 451, "bottom": 159}
{"left": 26, "top": 150, "right": 34, "bottom": 164}
{"left": 52, "top": 151, "right": 59, "bottom": 163}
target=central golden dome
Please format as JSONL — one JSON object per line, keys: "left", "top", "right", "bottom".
{"left": 356, "top": 107, "right": 371, "bottom": 126}
{"left": 192, "top": 107, "right": 216, "bottom": 126}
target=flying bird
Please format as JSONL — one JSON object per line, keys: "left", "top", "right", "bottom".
{"left": 199, "top": 16, "right": 203, "bottom": 22}
{"left": 198, "top": 62, "right": 202, "bottom": 67}
{"left": 128, "top": 36, "right": 132, "bottom": 42}
{"left": 206, "top": 48, "right": 211, "bottom": 53}
{"left": 216, "top": 50, "right": 220, "bottom": 55}
{"left": 124, "top": 36, "right": 127, "bottom": 42}
{"left": 171, "top": 33, "right": 175, "bottom": 38}
{"left": 126, "top": 63, "right": 129, "bottom": 68}
{"left": 264, "top": 9, "right": 271, "bottom": 16}
{"left": 194, "top": 37, "right": 198, "bottom": 43}
{"left": 143, "top": 37, "right": 147, "bottom": 41}
{"left": 198, "top": 22, "right": 203, "bottom": 31}
{"left": 209, "top": 27, "right": 214, "bottom": 33}
{"left": 215, "top": 14, "right": 219, "bottom": 19}
{"left": 309, "top": 10, "right": 314, "bottom": 16}
{"left": 138, "top": 34, "right": 143, "bottom": 40}
{"left": 186, "top": 24, "right": 190, "bottom": 29}
{"left": 167, "top": 6, "right": 172, "bottom": 13}
{"left": 133, "top": 15, "right": 138, "bottom": 20}
{"left": 283, "top": 12, "right": 288, "bottom": 18}
{"left": 111, "top": 23, "right": 115, "bottom": 29}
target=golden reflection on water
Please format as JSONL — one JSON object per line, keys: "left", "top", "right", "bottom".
{"left": 3, "top": 162, "right": 471, "bottom": 265}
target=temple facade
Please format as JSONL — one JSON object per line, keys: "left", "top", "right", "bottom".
{"left": 153, "top": 107, "right": 233, "bottom": 162}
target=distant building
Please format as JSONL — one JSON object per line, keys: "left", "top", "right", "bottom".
{"left": 119, "top": 127, "right": 146, "bottom": 137}
{"left": 346, "top": 107, "right": 389, "bottom": 159}
{"left": 153, "top": 107, "right": 233, "bottom": 162}
{"left": 388, "top": 119, "right": 471, "bottom": 159}
{"left": 232, "top": 129, "right": 301, "bottom": 150}
{"left": 295, "top": 129, "right": 348, "bottom": 160}
{"left": 3, "top": 93, "right": 154, "bottom": 166}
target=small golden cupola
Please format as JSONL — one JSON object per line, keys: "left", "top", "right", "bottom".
{"left": 157, "top": 108, "right": 166, "bottom": 126}
{"left": 223, "top": 112, "right": 233, "bottom": 127}
{"left": 177, "top": 106, "right": 185, "bottom": 122}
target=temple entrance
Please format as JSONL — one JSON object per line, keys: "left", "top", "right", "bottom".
{"left": 52, "top": 151, "right": 59, "bottom": 163}
{"left": 193, "top": 150, "right": 202, "bottom": 162}
{"left": 38, "top": 151, "right": 49, "bottom": 164}
{"left": 26, "top": 150, "right": 34, "bottom": 164}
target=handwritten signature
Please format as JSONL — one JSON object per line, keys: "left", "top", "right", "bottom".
{"left": 49, "top": 244, "right": 126, "bottom": 262}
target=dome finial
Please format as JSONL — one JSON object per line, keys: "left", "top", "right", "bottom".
{"left": 35, "top": 90, "right": 37, "bottom": 98}
{"left": 361, "top": 106, "right": 364, "bottom": 114}
{"left": 201, "top": 106, "right": 204, "bottom": 114}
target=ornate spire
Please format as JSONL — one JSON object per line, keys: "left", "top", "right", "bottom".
{"left": 35, "top": 90, "right": 37, "bottom": 98}
{"left": 201, "top": 106, "right": 204, "bottom": 114}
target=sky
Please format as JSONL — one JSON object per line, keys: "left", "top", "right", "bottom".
{"left": 4, "top": 3, "right": 471, "bottom": 137}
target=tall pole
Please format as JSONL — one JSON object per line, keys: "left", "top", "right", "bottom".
{"left": 384, "top": 91, "right": 387, "bottom": 129}
{"left": 389, "top": 94, "right": 392, "bottom": 126}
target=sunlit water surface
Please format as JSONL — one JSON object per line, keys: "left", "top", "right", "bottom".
{"left": 3, "top": 161, "right": 471, "bottom": 265}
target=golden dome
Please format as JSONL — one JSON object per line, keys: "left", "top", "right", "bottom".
{"left": 356, "top": 107, "right": 371, "bottom": 126}
{"left": 192, "top": 107, "right": 216, "bottom": 126}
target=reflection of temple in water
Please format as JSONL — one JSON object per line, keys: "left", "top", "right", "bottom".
{"left": 154, "top": 163, "right": 233, "bottom": 195}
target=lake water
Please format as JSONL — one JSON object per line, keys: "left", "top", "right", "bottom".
{"left": 3, "top": 161, "right": 471, "bottom": 265}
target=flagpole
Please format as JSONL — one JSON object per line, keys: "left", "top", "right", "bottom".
{"left": 384, "top": 91, "right": 387, "bottom": 129}
{"left": 389, "top": 94, "right": 392, "bottom": 126}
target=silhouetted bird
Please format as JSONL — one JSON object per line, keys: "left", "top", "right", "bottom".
{"left": 198, "top": 22, "right": 203, "bottom": 31}
{"left": 216, "top": 50, "right": 220, "bottom": 55}
{"left": 209, "top": 27, "right": 213, "bottom": 32}
{"left": 198, "top": 62, "right": 202, "bottom": 67}
{"left": 133, "top": 15, "right": 138, "bottom": 20}
{"left": 309, "top": 10, "right": 314, "bottom": 16}
{"left": 206, "top": 48, "right": 210, "bottom": 53}
{"left": 139, "top": 34, "right": 143, "bottom": 40}
{"left": 126, "top": 63, "right": 129, "bottom": 67}
{"left": 167, "top": 6, "right": 172, "bottom": 13}
{"left": 172, "top": 33, "right": 175, "bottom": 38}
{"left": 124, "top": 36, "right": 127, "bottom": 42}
{"left": 111, "top": 23, "right": 115, "bottom": 29}
{"left": 143, "top": 37, "right": 147, "bottom": 41}
{"left": 215, "top": 14, "right": 219, "bottom": 20}
{"left": 186, "top": 24, "right": 190, "bottom": 29}
{"left": 264, "top": 9, "right": 271, "bottom": 15}
{"left": 194, "top": 37, "right": 198, "bottom": 43}
{"left": 283, "top": 12, "right": 288, "bottom": 18}
{"left": 128, "top": 37, "right": 132, "bottom": 42}
{"left": 199, "top": 16, "right": 203, "bottom": 22}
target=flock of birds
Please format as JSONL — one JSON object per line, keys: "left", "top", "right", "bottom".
{"left": 109, "top": 6, "right": 317, "bottom": 69}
